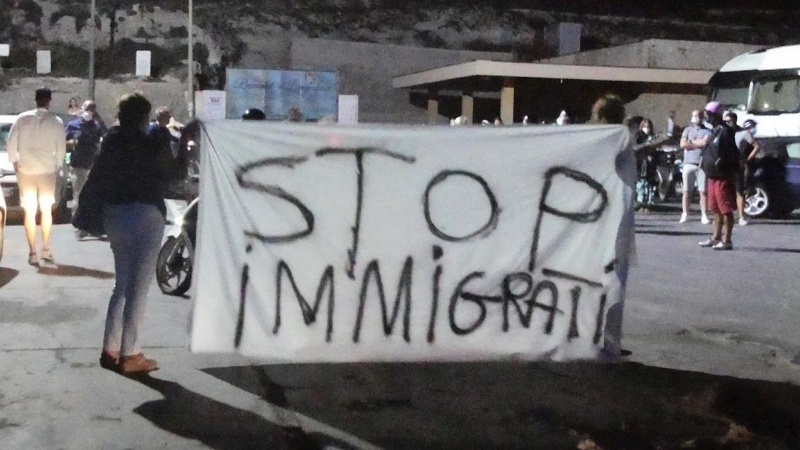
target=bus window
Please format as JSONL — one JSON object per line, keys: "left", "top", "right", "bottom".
{"left": 751, "top": 77, "right": 800, "bottom": 114}
{"left": 708, "top": 71, "right": 752, "bottom": 110}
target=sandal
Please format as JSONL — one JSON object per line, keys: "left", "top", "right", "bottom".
{"left": 28, "top": 252, "right": 39, "bottom": 266}
{"left": 41, "top": 248, "right": 54, "bottom": 264}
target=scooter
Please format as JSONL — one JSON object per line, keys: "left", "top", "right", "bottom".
{"left": 156, "top": 198, "right": 197, "bottom": 296}
{"left": 655, "top": 144, "right": 683, "bottom": 201}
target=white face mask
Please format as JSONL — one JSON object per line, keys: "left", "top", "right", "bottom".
{"left": 642, "top": 127, "right": 650, "bottom": 134}
{"left": 690, "top": 117, "right": 701, "bottom": 125}
{"left": 81, "top": 111, "right": 93, "bottom": 121}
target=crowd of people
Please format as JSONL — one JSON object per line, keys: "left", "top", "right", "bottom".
{"left": 6, "top": 87, "right": 189, "bottom": 375}
{"left": 632, "top": 102, "right": 758, "bottom": 250}
{"left": 450, "top": 94, "right": 757, "bottom": 251}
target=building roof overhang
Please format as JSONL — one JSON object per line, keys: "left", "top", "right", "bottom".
{"left": 393, "top": 60, "right": 715, "bottom": 90}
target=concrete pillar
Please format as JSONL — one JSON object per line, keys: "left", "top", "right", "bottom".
{"left": 427, "top": 88, "right": 439, "bottom": 125}
{"left": 500, "top": 79, "right": 515, "bottom": 125}
{"left": 461, "top": 90, "right": 474, "bottom": 123}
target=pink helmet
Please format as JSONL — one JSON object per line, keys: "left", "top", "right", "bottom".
{"left": 705, "top": 101, "right": 723, "bottom": 114}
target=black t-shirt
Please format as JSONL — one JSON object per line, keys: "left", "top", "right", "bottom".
{"left": 701, "top": 124, "right": 740, "bottom": 178}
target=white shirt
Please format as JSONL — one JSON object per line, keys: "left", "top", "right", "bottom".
{"left": 6, "top": 108, "right": 67, "bottom": 174}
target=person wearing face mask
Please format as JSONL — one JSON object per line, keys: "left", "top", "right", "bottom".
{"left": 633, "top": 119, "right": 659, "bottom": 210}
{"left": 723, "top": 111, "right": 751, "bottom": 225}
{"left": 66, "top": 100, "right": 106, "bottom": 238}
{"left": 679, "top": 109, "right": 712, "bottom": 223}
{"left": 731, "top": 116, "right": 761, "bottom": 226}
{"left": 698, "top": 101, "right": 740, "bottom": 250}
{"left": 85, "top": 93, "right": 188, "bottom": 374}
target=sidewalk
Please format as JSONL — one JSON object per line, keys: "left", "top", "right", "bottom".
{"left": 0, "top": 225, "right": 377, "bottom": 450}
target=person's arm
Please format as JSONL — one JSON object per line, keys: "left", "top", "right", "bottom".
{"left": 65, "top": 121, "right": 79, "bottom": 149}
{"left": 680, "top": 128, "right": 692, "bottom": 150}
{"left": 55, "top": 121, "right": 67, "bottom": 170}
{"left": 748, "top": 140, "right": 760, "bottom": 161}
{"left": 7, "top": 116, "right": 22, "bottom": 173}
{"left": 692, "top": 133, "right": 709, "bottom": 148}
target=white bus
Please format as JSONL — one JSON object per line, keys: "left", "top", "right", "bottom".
{"left": 708, "top": 45, "right": 800, "bottom": 217}
{"left": 709, "top": 44, "right": 800, "bottom": 137}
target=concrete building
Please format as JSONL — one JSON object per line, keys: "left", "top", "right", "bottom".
{"left": 287, "top": 38, "right": 513, "bottom": 124}
{"left": 393, "top": 39, "right": 764, "bottom": 131}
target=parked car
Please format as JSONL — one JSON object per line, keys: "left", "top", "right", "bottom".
{"left": 0, "top": 113, "right": 73, "bottom": 224}
{"left": 745, "top": 137, "right": 800, "bottom": 218}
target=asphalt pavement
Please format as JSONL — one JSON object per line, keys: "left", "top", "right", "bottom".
{"left": 0, "top": 205, "right": 799, "bottom": 449}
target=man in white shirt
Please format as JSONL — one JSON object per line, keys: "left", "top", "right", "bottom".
{"left": 6, "top": 88, "right": 67, "bottom": 265}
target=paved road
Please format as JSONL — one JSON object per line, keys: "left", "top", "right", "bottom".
{"left": 0, "top": 210, "right": 798, "bottom": 449}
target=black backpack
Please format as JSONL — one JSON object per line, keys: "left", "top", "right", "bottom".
{"left": 702, "top": 125, "right": 739, "bottom": 178}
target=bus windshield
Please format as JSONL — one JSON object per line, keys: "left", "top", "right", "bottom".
{"left": 709, "top": 71, "right": 751, "bottom": 110}
{"left": 751, "top": 76, "right": 800, "bottom": 114}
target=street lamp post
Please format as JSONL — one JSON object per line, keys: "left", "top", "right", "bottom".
{"left": 88, "top": 0, "right": 96, "bottom": 100}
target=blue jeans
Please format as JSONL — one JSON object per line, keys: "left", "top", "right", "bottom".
{"left": 102, "top": 203, "right": 165, "bottom": 356}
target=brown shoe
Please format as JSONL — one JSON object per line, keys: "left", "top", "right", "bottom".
{"left": 99, "top": 351, "right": 120, "bottom": 372}
{"left": 119, "top": 354, "right": 159, "bottom": 375}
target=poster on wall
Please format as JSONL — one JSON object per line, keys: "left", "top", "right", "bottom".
{"left": 136, "top": 51, "right": 151, "bottom": 77}
{"left": 338, "top": 95, "right": 359, "bottom": 124}
{"left": 36, "top": 50, "right": 51, "bottom": 74}
{"left": 225, "top": 69, "right": 339, "bottom": 121}
{"left": 191, "top": 122, "right": 636, "bottom": 363}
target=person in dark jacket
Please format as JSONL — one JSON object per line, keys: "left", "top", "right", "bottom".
{"left": 699, "top": 102, "right": 740, "bottom": 250}
{"left": 146, "top": 106, "right": 179, "bottom": 156}
{"left": 66, "top": 100, "right": 106, "bottom": 238}
{"left": 94, "top": 93, "right": 187, "bottom": 374}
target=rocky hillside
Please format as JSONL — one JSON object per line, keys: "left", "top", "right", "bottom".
{"left": 2, "top": 0, "right": 799, "bottom": 88}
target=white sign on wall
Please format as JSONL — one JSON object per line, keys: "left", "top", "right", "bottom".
{"left": 0, "top": 44, "right": 9, "bottom": 57}
{"left": 195, "top": 90, "right": 226, "bottom": 121}
{"left": 36, "top": 50, "right": 51, "bottom": 74}
{"left": 191, "top": 122, "right": 635, "bottom": 363}
{"left": 338, "top": 95, "right": 359, "bottom": 124}
{"left": 135, "top": 51, "right": 151, "bottom": 77}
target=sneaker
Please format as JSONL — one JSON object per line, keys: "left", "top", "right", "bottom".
{"left": 701, "top": 215, "right": 711, "bottom": 225}
{"left": 28, "top": 252, "right": 39, "bottom": 266}
{"left": 679, "top": 212, "right": 688, "bottom": 223}
{"left": 699, "top": 238, "right": 721, "bottom": 248}
{"left": 75, "top": 229, "right": 90, "bottom": 240}
{"left": 119, "top": 354, "right": 159, "bottom": 375}
{"left": 713, "top": 241, "right": 734, "bottom": 251}
{"left": 40, "top": 248, "right": 54, "bottom": 264}
{"left": 739, "top": 217, "right": 749, "bottom": 226}
{"left": 99, "top": 351, "right": 120, "bottom": 372}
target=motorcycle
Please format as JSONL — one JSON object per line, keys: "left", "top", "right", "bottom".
{"left": 156, "top": 197, "right": 198, "bottom": 296}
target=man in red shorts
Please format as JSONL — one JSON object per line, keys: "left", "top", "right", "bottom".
{"left": 698, "top": 102, "right": 740, "bottom": 250}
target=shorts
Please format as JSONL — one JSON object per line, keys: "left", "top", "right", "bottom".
{"left": 682, "top": 164, "right": 707, "bottom": 194}
{"left": 707, "top": 177, "right": 736, "bottom": 215}
{"left": 17, "top": 172, "right": 57, "bottom": 210}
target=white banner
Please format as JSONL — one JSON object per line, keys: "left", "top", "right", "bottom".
{"left": 191, "top": 122, "right": 636, "bottom": 362}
